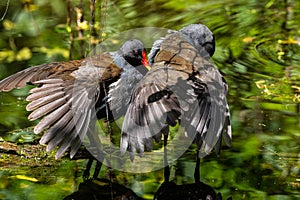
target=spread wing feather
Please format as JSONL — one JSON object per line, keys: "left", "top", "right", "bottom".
{"left": 0, "top": 55, "right": 121, "bottom": 159}
{"left": 121, "top": 32, "right": 231, "bottom": 159}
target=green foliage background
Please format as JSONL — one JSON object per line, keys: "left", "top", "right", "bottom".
{"left": 0, "top": 0, "right": 299, "bottom": 199}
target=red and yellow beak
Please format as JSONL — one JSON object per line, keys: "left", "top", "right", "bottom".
{"left": 141, "top": 50, "right": 150, "bottom": 70}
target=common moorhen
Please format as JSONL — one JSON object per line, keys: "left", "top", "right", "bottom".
{"left": 0, "top": 39, "right": 149, "bottom": 159}
{"left": 120, "top": 24, "right": 232, "bottom": 181}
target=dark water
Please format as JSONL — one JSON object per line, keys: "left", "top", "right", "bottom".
{"left": 0, "top": 0, "right": 299, "bottom": 199}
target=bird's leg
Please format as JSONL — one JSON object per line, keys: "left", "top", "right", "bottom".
{"left": 84, "top": 128, "right": 105, "bottom": 180}
{"left": 102, "top": 82, "right": 114, "bottom": 182}
{"left": 93, "top": 160, "right": 103, "bottom": 179}
{"left": 194, "top": 149, "right": 200, "bottom": 183}
{"left": 83, "top": 158, "right": 94, "bottom": 180}
{"left": 163, "top": 132, "right": 170, "bottom": 182}
{"left": 83, "top": 158, "right": 103, "bottom": 180}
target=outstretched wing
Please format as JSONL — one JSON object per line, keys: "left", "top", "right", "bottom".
{"left": 120, "top": 64, "right": 182, "bottom": 159}
{"left": 121, "top": 32, "right": 231, "bottom": 159}
{"left": 0, "top": 61, "right": 77, "bottom": 92}
{"left": 0, "top": 53, "right": 122, "bottom": 159}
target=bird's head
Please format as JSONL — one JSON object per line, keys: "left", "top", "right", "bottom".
{"left": 179, "top": 24, "right": 215, "bottom": 58}
{"left": 118, "top": 39, "right": 150, "bottom": 70}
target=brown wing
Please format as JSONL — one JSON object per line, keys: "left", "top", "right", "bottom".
{"left": 0, "top": 59, "right": 82, "bottom": 92}
{"left": 121, "top": 33, "right": 231, "bottom": 159}
{"left": 0, "top": 53, "right": 122, "bottom": 159}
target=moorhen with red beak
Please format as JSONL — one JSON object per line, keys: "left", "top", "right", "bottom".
{"left": 0, "top": 39, "right": 149, "bottom": 160}
{"left": 120, "top": 24, "right": 232, "bottom": 182}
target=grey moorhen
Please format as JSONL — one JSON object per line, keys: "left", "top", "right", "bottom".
{"left": 120, "top": 24, "right": 232, "bottom": 182}
{"left": 0, "top": 39, "right": 149, "bottom": 160}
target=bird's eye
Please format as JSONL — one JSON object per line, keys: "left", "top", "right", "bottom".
{"left": 203, "top": 42, "right": 215, "bottom": 57}
{"left": 132, "top": 50, "right": 138, "bottom": 55}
